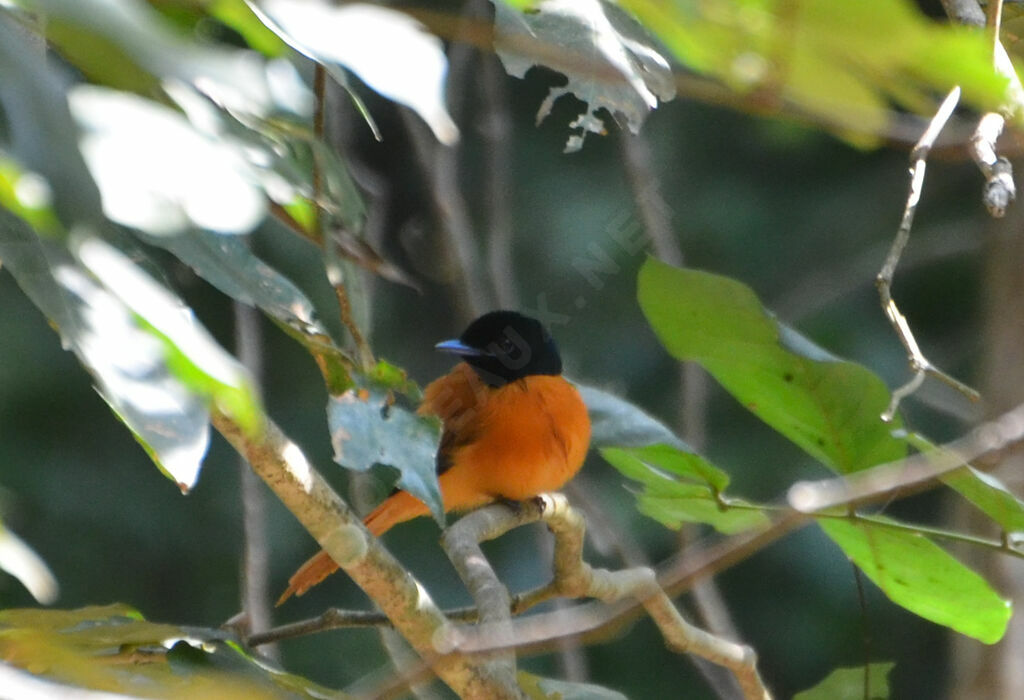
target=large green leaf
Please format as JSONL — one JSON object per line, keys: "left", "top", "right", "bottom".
{"left": 0, "top": 213, "right": 214, "bottom": 491}
{"left": 794, "top": 663, "right": 894, "bottom": 700}
{"left": 327, "top": 371, "right": 443, "bottom": 524}
{"left": 638, "top": 257, "right": 906, "bottom": 474}
{"left": 819, "top": 517, "right": 1011, "bottom": 643}
{"left": 0, "top": 605, "right": 346, "bottom": 698}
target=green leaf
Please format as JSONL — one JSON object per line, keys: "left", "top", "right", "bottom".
{"left": 0, "top": 605, "right": 348, "bottom": 699}
{"left": 206, "top": 0, "right": 289, "bottom": 56}
{"left": 819, "top": 517, "right": 1011, "bottom": 643}
{"left": 327, "top": 384, "right": 443, "bottom": 524}
{"left": 794, "top": 662, "right": 895, "bottom": 700}
{"left": 638, "top": 257, "right": 906, "bottom": 474}
{"left": 0, "top": 217, "right": 213, "bottom": 491}
{"left": 601, "top": 445, "right": 769, "bottom": 534}
{"left": 35, "top": 0, "right": 311, "bottom": 118}
{"left": 75, "top": 236, "right": 262, "bottom": 438}
{"left": 518, "top": 670, "right": 628, "bottom": 700}
{"left": 622, "top": 0, "right": 1008, "bottom": 146}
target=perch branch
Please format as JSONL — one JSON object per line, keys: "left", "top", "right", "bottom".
{"left": 211, "top": 410, "right": 521, "bottom": 700}
{"left": 437, "top": 495, "right": 772, "bottom": 700}
{"left": 441, "top": 507, "right": 524, "bottom": 696}
{"left": 875, "top": 86, "right": 980, "bottom": 421}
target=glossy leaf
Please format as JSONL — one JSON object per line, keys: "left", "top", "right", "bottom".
{"left": 638, "top": 257, "right": 906, "bottom": 474}
{"left": 0, "top": 214, "right": 212, "bottom": 491}
{"left": 328, "top": 384, "right": 443, "bottom": 523}
{"left": 34, "top": 0, "right": 312, "bottom": 118}
{"left": 254, "top": 0, "right": 458, "bottom": 144}
{"left": 794, "top": 663, "right": 894, "bottom": 700}
{"left": 0, "top": 605, "right": 347, "bottom": 699}
{"left": 69, "top": 85, "right": 267, "bottom": 235}
{"left": 819, "top": 517, "right": 1011, "bottom": 643}
{"left": 76, "top": 236, "right": 262, "bottom": 437}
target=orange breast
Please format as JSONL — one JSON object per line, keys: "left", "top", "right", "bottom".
{"left": 419, "top": 364, "right": 591, "bottom": 509}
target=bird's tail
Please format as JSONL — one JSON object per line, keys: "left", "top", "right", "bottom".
{"left": 276, "top": 491, "right": 431, "bottom": 605}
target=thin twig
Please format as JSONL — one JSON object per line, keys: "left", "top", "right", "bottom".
{"left": 875, "top": 86, "right": 980, "bottom": 421}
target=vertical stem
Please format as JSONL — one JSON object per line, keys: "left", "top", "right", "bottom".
{"left": 234, "top": 299, "right": 277, "bottom": 660}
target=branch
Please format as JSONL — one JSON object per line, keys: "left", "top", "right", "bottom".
{"left": 875, "top": 86, "right": 980, "bottom": 420}
{"left": 211, "top": 409, "right": 521, "bottom": 700}
{"left": 436, "top": 495, "right": 772, "bottom": 700}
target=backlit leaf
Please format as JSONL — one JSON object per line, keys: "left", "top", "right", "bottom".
{"left": 819, "top": 517, "right": 1011, "bottom": 643}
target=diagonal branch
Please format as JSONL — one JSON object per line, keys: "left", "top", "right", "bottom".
{"left": 211, "top": 409, "right": 520, "bottom": 700}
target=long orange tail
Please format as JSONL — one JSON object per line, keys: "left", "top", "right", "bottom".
{"left": 276, "top": 490, "right": 431, "bottom": 605}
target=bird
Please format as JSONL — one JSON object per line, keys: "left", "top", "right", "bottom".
{"left": 277, "top": 310, "right": 591, "bottom": 603}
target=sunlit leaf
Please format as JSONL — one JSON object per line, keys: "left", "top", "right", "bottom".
{"left": 0, "top": 605, "right": 348, "bottom": 699}
{"left": 253, "top": 0, "right": 458, "bottom": 144}
{"left": 69, "top": 85, "right": 267, "bottom": 235}
{"left": 328, "top": 384, "right": 443, "bottom": 523}
{"left": 819, "top": 517, "right": 1011, "bottom": 643}
{"left": 207, "top": 0, "right": 289, "bottom": 56}
{"left": 75, "top": 236, "right": 262, "bottom": 437}
{"left": 32, "top": 0, "right": 312, "bottom": 118}
{"left": 621, "top": 0, "right": 1008, "bottom": 144}
{"left": 602, "top": 445, "right": 768, "bottom": 534}
{"left": 493, "top": 0, "right": 674, "bottom": 152}
{"left": 0, "top": 215, "right": 212, "bottom": 492}
{"left": 638, "top": 257, "right": 906, "bottom": 474}
{"left": 794, "top": 663, "right": 894, "bottom": 700}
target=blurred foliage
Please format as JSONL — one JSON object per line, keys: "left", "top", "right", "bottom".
{"left": 0, "top": 0, "right": 1019, "bottom": 698}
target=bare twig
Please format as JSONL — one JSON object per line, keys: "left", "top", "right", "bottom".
{"left": 436, "top": 495, "right": 772, "bottom": 700}
{"left": 875, "top": 86, "right": 980, "bottom": 421}
{"left": 212, "top": 410, "right": 521, "bottom": 699}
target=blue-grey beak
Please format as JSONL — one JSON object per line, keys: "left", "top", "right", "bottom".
{"left": 435, "top": 339, "right": 489, "bottom": 357}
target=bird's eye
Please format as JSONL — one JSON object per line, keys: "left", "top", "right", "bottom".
{"left": 498, "top": 336, "right": 517, "bottom": 354}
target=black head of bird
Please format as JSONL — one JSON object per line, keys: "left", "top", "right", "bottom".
{"left": 435, "top": 310, "right": 563, "bottom": 386}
